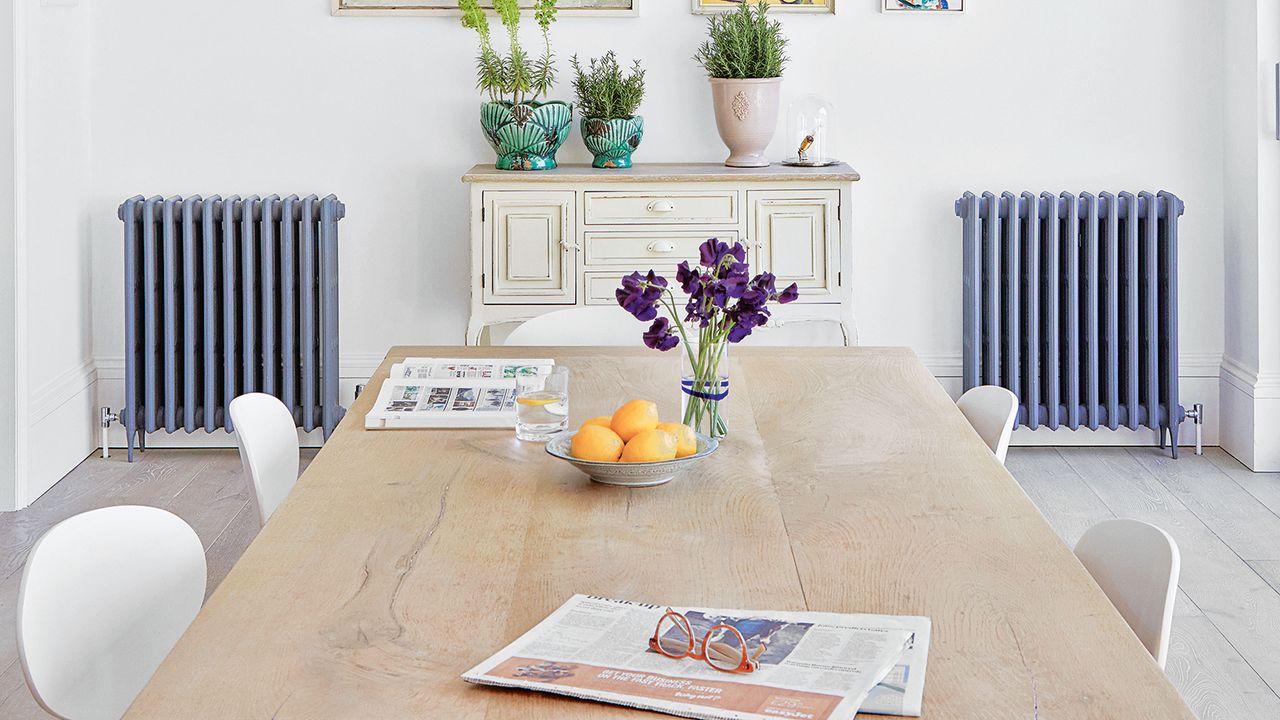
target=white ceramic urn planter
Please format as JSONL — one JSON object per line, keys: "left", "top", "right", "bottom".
{"left": 709, "top": 77, "right": 782, "bottom": 168}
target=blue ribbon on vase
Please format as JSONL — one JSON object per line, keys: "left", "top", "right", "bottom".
{"left": 681, "top": 379, "right": 730, "bottom": 402}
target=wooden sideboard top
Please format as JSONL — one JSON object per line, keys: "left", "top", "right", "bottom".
{"left": 462, "top": 162, "right": 861, "bottom": 184}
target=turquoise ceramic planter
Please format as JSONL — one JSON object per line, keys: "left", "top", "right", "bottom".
{"left": 479, "top": 100, "right": 573, "bottom": 171}
{"left": 581, "top": 116, "right": 644, "bottom": 169}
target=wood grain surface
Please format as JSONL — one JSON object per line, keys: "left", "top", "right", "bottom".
{"left": 125, "top": 347, "right": 1193, "bottom": 719}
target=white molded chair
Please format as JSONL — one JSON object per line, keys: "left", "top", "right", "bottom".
{"left": 741, "top": 318, "right": 850, "bottom": 347}
{"left": 17, "top": 506, "right": 206, "bottom": 720}
{"left": 504, "top": 306, "right": 644, "bottom": 346}
{"left": 229, "top": 393, "right": 301, "bottom": 525}
{"left": 1074, "top": 519, "right": 1180, "bottom": 669}
{"left": 956, "top": 386, "right": 1018, "bottom": 464}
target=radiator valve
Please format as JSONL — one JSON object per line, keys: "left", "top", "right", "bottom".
{"left": 1185, "top": 403, "right": 1205, "bottom": 456}
{"left": 99, "top": 407, "right": 120, "bottom": 460}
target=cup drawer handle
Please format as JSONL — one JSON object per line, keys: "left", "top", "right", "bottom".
{"left": 647, "top": 201, "right": 676, "bottom": 214}
{"left": 647, "top": 240, "right": 676, "bottom": 254}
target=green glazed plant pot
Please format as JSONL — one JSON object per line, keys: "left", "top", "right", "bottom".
{"left": 581, "top": 116, "right": 645, "bottom": 169}
{"left": 480, "top": 100, "right": 574, "bottom": 171}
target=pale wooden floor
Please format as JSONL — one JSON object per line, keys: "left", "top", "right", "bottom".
{"left": 0, "top": 447, "right": 1277, "bottom": 718}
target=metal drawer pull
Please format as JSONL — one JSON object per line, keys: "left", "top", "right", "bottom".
{"left": 647, "top": 240, "right": 676, "bottom": 253}
{"left": 648, "top": 200, "right": 676, "bottom": 213}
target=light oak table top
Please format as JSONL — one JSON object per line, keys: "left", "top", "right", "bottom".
{"left": 127, "top": 347, "right": 1193, "bottom": 719}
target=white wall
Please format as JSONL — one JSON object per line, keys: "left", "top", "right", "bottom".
{"left": 1220, "top": 0, "right": 1280, "bottom": 470}
{"left": 0, "top": 1, "right": 20, "bottom": 509}
{"left": 89, "top": 0, "right": 1226, "bottom": 447}
{"left": 9, "top": 0, "right": 96, "bottom": 508}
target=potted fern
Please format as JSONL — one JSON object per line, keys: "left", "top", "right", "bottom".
{"left": 694, "top": 0, "right": 789, "bottom": 168}
{"left": 460, "top": 0, "right": 572, "bottom": 171}
{"left": 571, "top": 52, "right": 646, "bottom": 169}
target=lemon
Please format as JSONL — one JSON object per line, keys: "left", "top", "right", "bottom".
{"left": 581, "top": 415, "right": 613, "bottom": 429}
{"left": 571, "top": 425, "right": 625, "bottom": 462}
{"left": 621, "top": 429, "right": 678, "bottom": 463}
{"left": 656, "top": 422, "right": 698, "bottom": 458}
{"left": 611, "top": 399, "right": 660, "bottom": 442}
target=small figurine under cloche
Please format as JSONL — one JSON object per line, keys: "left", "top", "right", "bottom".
{"left": 782, "top": 94, "right": 839, "bottom": 167}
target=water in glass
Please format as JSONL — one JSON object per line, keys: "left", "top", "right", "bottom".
{"left": 515, "top": 367, "right": 569, "bottom": 442}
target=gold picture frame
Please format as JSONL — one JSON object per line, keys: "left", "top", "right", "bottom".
{"left": 692, "top": 0, "right": 834, "bottom": 14}
{"left": 333, "top": 0, "right": 639, "bottom": 17}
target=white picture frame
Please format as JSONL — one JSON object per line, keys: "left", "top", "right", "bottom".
{"left": 692, "top": 0, "right": 834, "bottom": 14}
{"left": 882, "top": 0, "right": 963, "bottom": 12}
{"left": 333, "top": 0, "right": 639, "bottom": 17}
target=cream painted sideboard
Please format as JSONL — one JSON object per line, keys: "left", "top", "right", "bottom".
{"left": 462, "top": 163, "right": 860, "bottom": 345}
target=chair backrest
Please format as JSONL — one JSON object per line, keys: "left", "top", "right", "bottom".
{"left": 17, "top": 506, "right": 206, "bottom": 720}
{"left": 956, "top": 386, "right": 1018, "bottom": 464}
{"left": 1074, "top": 519, "right": 1180, "bottom": 669}
{"left": 504, "top": 307, "right": 645, "bottom": 346}
{"left": 741, "top": 318, "right": 849, "bottom": 347}
{"left": 229, "top": 393, "right": 301, "bottom": 525}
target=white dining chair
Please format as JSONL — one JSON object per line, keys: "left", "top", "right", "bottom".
{"left": 741, "top": 318, "right": 850, "bottom": 347}
{"left": 504, "top": 306, "right": 645, "bottom": 346}
{"left": 229, "top": 392, "right": 301, "bottom": 525}
{"left": 17, "top": 506, "right": 206, "bottom": 720}
{"left": 956, "top": 386, "right": 1018, "bottom": 464}
{"left": 1074, "top": 519, "right": 1181, "bottom": 669}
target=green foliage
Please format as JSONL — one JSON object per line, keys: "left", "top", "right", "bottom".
{"left": 459, "top": 0, "right": 560, "bottom": 104}
{"left": 694, "top": 0, "right": 789, "bottom": 79}
{"left": 571, "top": 52, "right": 645, "bottom": 119}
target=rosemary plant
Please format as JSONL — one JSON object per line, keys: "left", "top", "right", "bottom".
{"left": 570, "top": 52, "right": 646, "bottom": 119}
{"left": 460, "top": 0, "right": 559, "bottom": 104}
{"left": 694, "top": 0, "right": 789, "bottom": 79}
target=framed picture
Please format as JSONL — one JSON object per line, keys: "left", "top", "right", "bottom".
{"left": 333, "top": 0, "right": 638, "bottom": 17}
{"left": 692, "top": 0, "right": 834, "bottom": 14}
{"left": 882, "top": 0, "right": 963, "bottom": 11}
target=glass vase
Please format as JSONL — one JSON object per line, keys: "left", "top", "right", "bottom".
{"left": 680, "top": 339, "right": 729, "bottom": 439}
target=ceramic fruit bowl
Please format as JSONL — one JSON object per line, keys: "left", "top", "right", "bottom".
{"left": 546, "top": 431, "right": 719, "bottom": 487}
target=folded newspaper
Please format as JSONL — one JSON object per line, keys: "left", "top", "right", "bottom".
{"left": 463, "top": 595, "right": 931, "bottom": 720}
{"left": 365, "top": 357, "right": 553, "bottom": 429}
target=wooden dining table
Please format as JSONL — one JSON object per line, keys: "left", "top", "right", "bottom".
{"left": 126, "top": 346, "right": 1194, "bottom": 719}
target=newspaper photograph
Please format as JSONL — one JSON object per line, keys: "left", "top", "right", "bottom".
{"left": 463, "top": 595, "right": 929, "bottom": 720}
{"left": 365, "top": 358, "right": 553, "bottom": 429}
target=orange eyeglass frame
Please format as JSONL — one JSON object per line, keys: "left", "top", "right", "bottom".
{"left": 648, "top": 608, "right": 766, "bottom": 674}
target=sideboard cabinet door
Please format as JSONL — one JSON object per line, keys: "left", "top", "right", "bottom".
{"left": 749, "top": 190, "right": 839, "bottom": 303}
{"left": 484, "top": 191, "right": 577, "bottom": 304}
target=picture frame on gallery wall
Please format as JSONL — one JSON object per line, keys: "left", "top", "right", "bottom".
{"left": 693, "top": 0, "right": 834, "bottom": 15}
{"left": 333, "top": 0, "right": 638, "bottom": 17}
{"left": 882, "top": 0, "right": 963, "bottom": 12}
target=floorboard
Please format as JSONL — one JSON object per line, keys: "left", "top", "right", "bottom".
{"left": 1, "top": 446, "right": 1279, "bottom": 717}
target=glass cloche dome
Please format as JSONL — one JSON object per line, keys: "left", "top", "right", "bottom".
{"left": 783, "top": 94, "right": 839, "bottom": 167}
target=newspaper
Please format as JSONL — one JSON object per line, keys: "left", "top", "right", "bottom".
{"left": 364, "top": 358, "right": 553, "bottom": 429}
{"left": 858, "top": 615, "right": 931, "bottom": 717}
{"left": 463, "top": 595, "right": 929, "bottom": 720}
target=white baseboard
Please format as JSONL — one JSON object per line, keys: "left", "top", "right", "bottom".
{"left": 1218, "top": 356, "right": 1280, "bottom": 470}
{"left": 21, "top": 362, "right": 98, "bottom": 508}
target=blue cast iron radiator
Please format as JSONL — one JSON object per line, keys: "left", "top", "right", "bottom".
{"left": 956, "top": 191, "right": 1187, "bottom": 456}
{"left": 119, "top": 195, "right": 346, "bottom": 461}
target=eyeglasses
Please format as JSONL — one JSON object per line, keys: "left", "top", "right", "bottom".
{"left": 648, "top": 608, "right": 766, "bottom": 674}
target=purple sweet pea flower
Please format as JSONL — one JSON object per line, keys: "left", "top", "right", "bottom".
{"left": 643, "top": 317, "right": 680, "bottom": 351}
{"left": 616, "top": 270, "right": 667, "bottom": 322}
{"left": 777, "top": 282, "right": 800, "bottom": 304}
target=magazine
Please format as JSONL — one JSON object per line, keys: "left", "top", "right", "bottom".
{"left": 364, "top": 357, "right": 553, "bottom": 429}
{"left": 463, "top": 595, "right": 930, "bottom": 720}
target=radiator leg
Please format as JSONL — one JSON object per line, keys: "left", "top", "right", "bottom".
{"left": 1169, "top": 423, "right": 1180, "bottom": 460}
{"left": 1159, "top": 426, "right": 1167, "bottom": 450}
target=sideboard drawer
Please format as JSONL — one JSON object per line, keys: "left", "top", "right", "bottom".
{"left": 583, "top": 271, "right": 692, "bottom": 306}
{"left": 583, "top": 191, "right": 739, "bottom": 226}
{"left": 584, "top": 230, "right": 739, "bottom": 266}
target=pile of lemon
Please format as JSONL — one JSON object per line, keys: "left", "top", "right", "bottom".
{"left": 571, "top": 400, "right": 698, "bottom": 463}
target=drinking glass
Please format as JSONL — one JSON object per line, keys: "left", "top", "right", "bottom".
{"left": 515, "top": 366, "right": 569, "bottom": 442}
